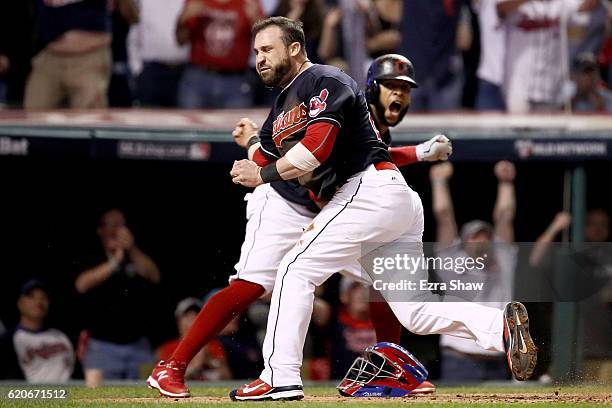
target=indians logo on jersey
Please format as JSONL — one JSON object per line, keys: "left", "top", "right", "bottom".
{"left": 308, "top": 89, "right": 329, "bottom": 118}
{"left": 272, "top": 103, "right": 309, "bottom": 147}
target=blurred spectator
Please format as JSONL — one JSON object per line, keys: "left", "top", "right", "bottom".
{"left": 175, "top": 0, "right": 263, "bottom": 108}
{"left": 74, "top": 209, "right": 160, "bottom": 387}
{"left": 430, "top": 161, "right": 517, "bottom": 381}
{"left": 216, "top": 314, "right": 263, "bottom": 379}
{"left": 473, "top": 0, "right": 506, "bottom": 110}
{"left": 247, "top": 286, "right": 330, "bottom": 380}
{"left": 497, "top": 0, "right": 599, "bottom": 113}
{"left": 318, "top": 6, "right": 347, "bottom": 70}
{"left": 24, "top": 0, "right": 116, "bottom": 109}
{"left": 108, "top": 0, "right": 139, "bottom": 107}
{"left": 572, "top": 209, "right": 611, "bottom": 372}
{"left": 0, "top": 54, "right": 8, "bottom": 106}
{"left": 0, "top": 280, "right": 75, "bottom": 383}
{"left": 127, "top": 0, "right": 189, "bottom": 107}
{"left": 571, "top": 52, "right": 612, "bottom": 112}
{"left": 529, "top": 211, "right": 573, "bottom": 269}
{"left": 367, "top": 0, "right": 402, "bottom": 59}
{"left": 398, "top": 0, "right": 465, "bottom": 111}
{"left": 330, "top": 278, "right": 377, "bottom": 379}
{"left": 0, "top": 0, "right": 34, "bottom": 107}
{"left": 529, "top": 209, "right": 611, "bottom": 380}
{"left": 318, "top": 0, "right": 372, "bottom": 83}
{"left": 274, "top": 0, "right": 325, "bottom": 63}
{"left": 599, "top": 4, "right": 612, "bottom": 86}
{"left": 568, "top": 0, "right": 608, "bottom": 61}
{"left": 157, "top": 297, "right": 232, "bottom": 380}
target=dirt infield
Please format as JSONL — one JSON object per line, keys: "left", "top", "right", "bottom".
{"left": 84, "top": 391, "right": 612, "bottom": 405}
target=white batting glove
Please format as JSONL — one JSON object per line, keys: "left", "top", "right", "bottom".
{"left": 416, "top": 134, "right": 453, "bottom": 162}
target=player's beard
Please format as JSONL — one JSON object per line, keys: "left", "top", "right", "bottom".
{"left": 374, "top": 99, "right": 409, "bottom": 128}
{"left": 258, "top": 53, "right": 293, "bottom": 88}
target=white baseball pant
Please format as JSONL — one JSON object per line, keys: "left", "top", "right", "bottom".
{"left": 230, "top": 183, "right": 369, "bottom": 292}
{"left": 258, "top": 165, "right": 505, "bottom": 387}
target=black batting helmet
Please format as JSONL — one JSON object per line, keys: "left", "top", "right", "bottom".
{"left": 366, "top": 54, "right": 418, "bottom": 104}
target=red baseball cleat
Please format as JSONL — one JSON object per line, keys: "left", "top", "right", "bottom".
{"left": 229, "top": 378, "right": 304, "bottom": 401}
{"left": 146, "top": 360, "right": 190, "bottom": 398}
{"left": 503, "top": 302, "right": 538, "bottom": 381}
{"left": 412, "top": 380, "right": 436, "bottom": 395}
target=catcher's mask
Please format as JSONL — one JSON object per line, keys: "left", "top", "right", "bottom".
{"left": 337, "top": 342, "right": 428, "bottom": 398}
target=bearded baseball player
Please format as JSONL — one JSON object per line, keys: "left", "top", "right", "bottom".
{"left": 225, "top": 17, "right": 536, "bottom": 401}
{"left": 146, "top": 51, "right": 449, "bottom": 398}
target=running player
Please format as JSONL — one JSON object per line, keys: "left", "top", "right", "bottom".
{"left": 228, "top": 17, "right": 536, "bottom": 401}
{"left": 146, "top": 52, "right": 450, "bottom": 397}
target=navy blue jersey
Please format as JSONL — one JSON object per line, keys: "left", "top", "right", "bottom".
{"left": 259, "top": 64, "right": 392, "bottom": 201}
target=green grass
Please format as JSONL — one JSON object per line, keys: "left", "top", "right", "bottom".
{"left": 0, "top": 385, "right": 610, "bottom": 408}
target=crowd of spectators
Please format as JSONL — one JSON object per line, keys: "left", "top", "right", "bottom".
{"left": 1, "top": 162, "right": 609, "bottom": 385}
{"left": 0, "top": 0, "right": 612, "bottom": 112}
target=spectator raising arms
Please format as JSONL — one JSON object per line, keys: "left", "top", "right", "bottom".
{"left": 430, "top": 161, "right": 518, "bottom": 381}
{"left": 75, "top": 209, "right": 160, "bottom": 388}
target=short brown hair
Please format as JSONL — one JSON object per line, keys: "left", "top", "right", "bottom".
{"left": 252, "top": 16, "right": 306, "bottom": 54}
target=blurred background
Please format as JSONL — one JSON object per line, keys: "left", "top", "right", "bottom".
{"left": 0, "top": 0, "right": 610, "bottom": 387}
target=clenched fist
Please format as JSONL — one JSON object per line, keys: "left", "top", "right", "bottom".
{"left": 230, "top": 159, "right": 263, "bottom": 187}
{"left": 494, "top": 160, "right": 516, "bottom": 182}
{"left": 232, "top": 118, "right": 259, "bottom": 148}
{"left": 417, "top": 134, "right": 453, "bottom": 162}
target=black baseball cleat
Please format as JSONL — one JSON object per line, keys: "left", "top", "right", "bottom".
{"left": 503, "top": 302, "right": 538, "bottom": 381}
{"left": 229, "top": 378, "right": 304, "bottom": 401}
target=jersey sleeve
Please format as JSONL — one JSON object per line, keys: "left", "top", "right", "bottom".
{"left": 304, "top": 76, "right": 356, "bottom": 129}
{"left": 389, "top": 145, "right": 418, "bottom": 167}
{"left": 258, "top": 110, "right": 281, "bottom": 161}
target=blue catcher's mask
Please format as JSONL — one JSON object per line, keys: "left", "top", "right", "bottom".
{"left": 337, "top": 342, "right": 428, "bottom": 398}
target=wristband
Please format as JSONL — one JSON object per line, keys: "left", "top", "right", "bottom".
{"left": 246, "top": 135, "right": 261, "bottom": 149}
{"left": 415, "top": 142, "right": 427, "bottom": 161}
{"left": 260, "top": 163, "right": 282, "bottom": 183}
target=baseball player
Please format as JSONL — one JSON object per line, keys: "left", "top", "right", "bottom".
{"left": 146, "top": 52, "right": 449, "bottom": 397}
{"left": 227, "top": 17, "right": 536, "bottom": 400}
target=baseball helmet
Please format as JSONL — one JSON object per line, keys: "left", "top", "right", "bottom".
{"left": 337, "top": 342, "right": 428, "bottom": 398}
{"left": 366, "top": 54, "right": 418, "bottom": 104}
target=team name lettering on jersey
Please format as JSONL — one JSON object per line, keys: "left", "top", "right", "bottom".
{"left": 23, "top": 342, "right": 71, "bottom": 364}
{"left": 272, "top": 103, "right": 309, "bottom": 147}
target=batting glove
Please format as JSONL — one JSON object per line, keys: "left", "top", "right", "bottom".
{"left": 416, "top": 134, "right": 452, "bottom": 162}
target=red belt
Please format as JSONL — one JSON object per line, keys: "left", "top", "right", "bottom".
{"left": 374, "top": 161, "right": 399, "bottom": 172}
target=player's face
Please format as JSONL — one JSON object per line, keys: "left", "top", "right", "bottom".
{"left": 378, "top": 80, "right": 412, "bottom": 126}
{"left": 254, "top": 26, "right": 293, "bottom": 87}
